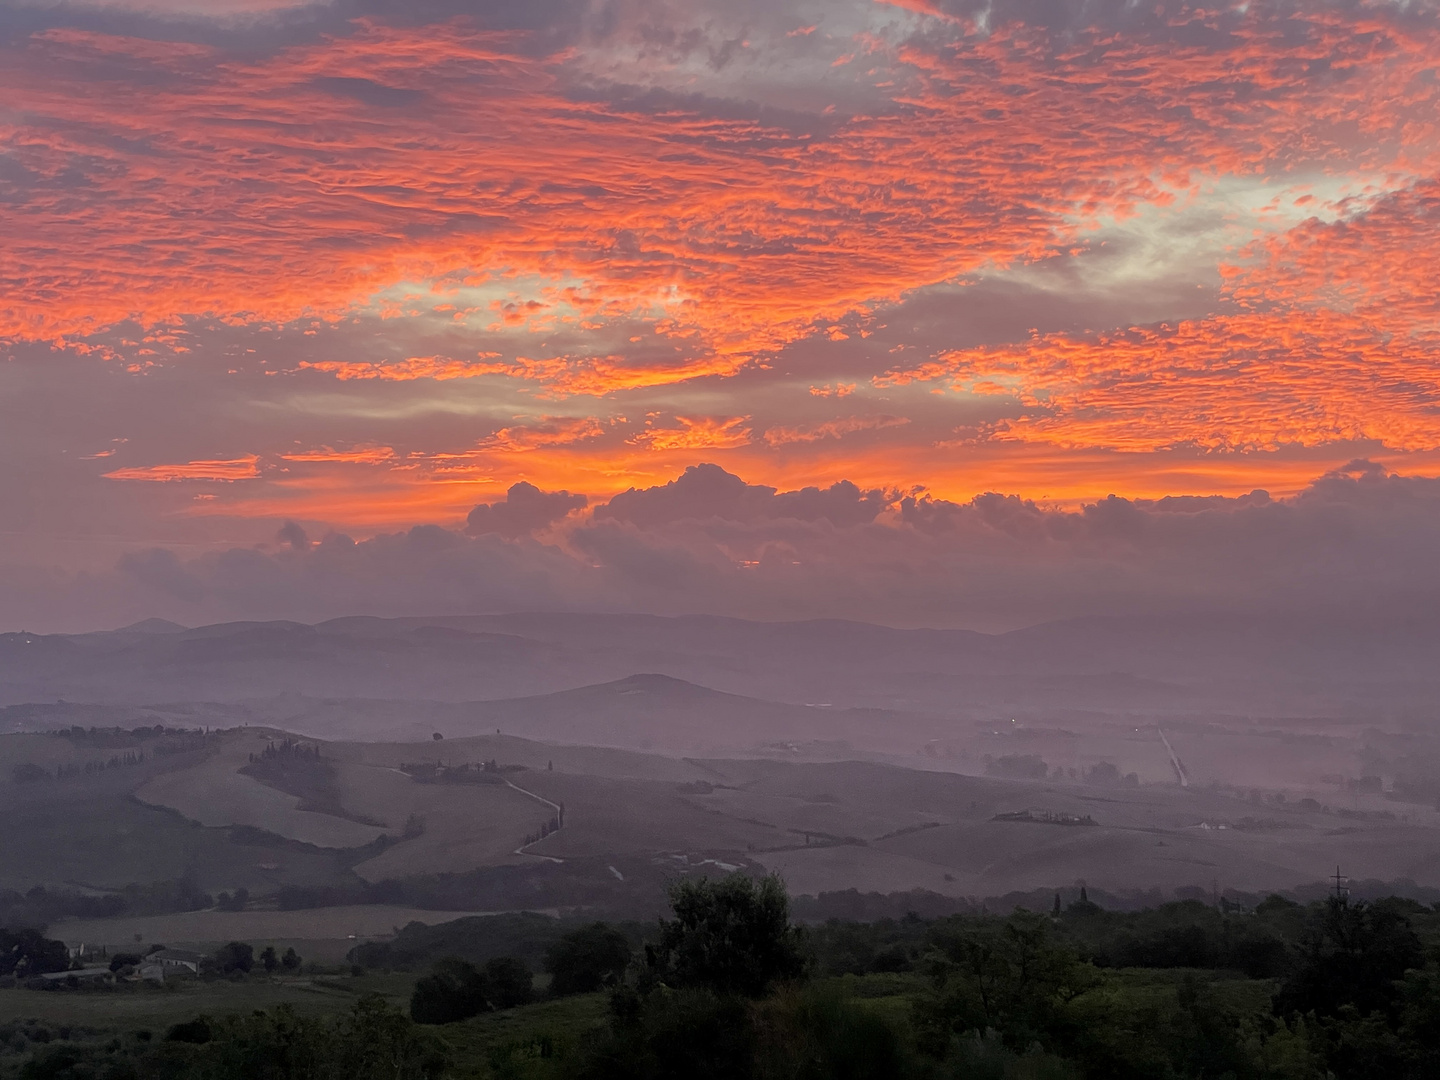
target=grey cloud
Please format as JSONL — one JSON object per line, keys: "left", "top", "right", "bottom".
{"left": 898, "top": 0, "right": 1322, "bottom": 34}
{"left": 8, "top": 461, "right": 1440, "bottom": 634}
{"left": 597, "top": 464, "right": 887, "bottom": 528}
{"left": 308, "top": 76, "right": 425, "bottom": 108}
{"left": 466, "top": 482, "right": 587, "bottom": 539}
{"left": 276, "top": 520, "right": 312, "bottom": 550}
{"left": 116, "top": 547, "right": 204, "bottom": 602}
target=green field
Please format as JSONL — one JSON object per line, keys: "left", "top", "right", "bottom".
{"left": 0, "top": 971, "right": 415, "bottom": 1030}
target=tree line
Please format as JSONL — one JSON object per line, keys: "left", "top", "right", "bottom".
{"left": 12, "top": 876, "right": 1440, "bottom": 1078}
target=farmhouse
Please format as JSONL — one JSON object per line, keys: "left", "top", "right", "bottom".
{"left": 146, "top": 948, "right": 204, "bottom": 977}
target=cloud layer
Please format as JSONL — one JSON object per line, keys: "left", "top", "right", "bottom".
{"left": 8, "top": 461, "right": 1440, "bottom": 633}
{"left": 2, "top": 0, "right": 1439, "bottom": 619}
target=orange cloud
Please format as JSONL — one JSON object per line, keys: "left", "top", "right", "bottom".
{"left": 873, "top": 0, "right": 959, "bottom": 19}
{"left": 297, "top": 356, "right": 500, "bottom": 381}
{"left": 281, "top": 446, "right": 396, "bottom": 464}
{"left": 460, "top": 355, "right": 753, "bottom": 398}
{"left": 11, "top": 3, "right": 1440, "bottom": 543}
{"left": 479, "top": 417, "right": 608, "bottom": 453}
{"left": 104, "top": 455, "right": 261, "bottom": 481}
{"left": 631, "top": 416, "right": 754, "bottom": 451}
{"left": 880, "top": 179, "right": 1440, "bottom": 451}
{"left": 764, "top": 415, "right": 909, "bottom": 446}
{"left": 4, "top": 6, "right": 1436, "bottom": 402}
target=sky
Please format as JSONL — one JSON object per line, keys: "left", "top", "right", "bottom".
{"left": 3, "top": 0, "right": 1440, "bottom": 631}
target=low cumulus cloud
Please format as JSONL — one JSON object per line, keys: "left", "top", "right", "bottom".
{"left": 7, "top": 461, "right": 1440, "bottom": 633}
{"left": 466, "top": 481, "right": 587, "bottom": 538}
{"left": 595, "top": 464, "right": 889, "bottom": 529}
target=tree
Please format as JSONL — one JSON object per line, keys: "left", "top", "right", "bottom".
{"left": 216, "top": 887, "right": 249, "bottom": 913}
{"left": 195, "top": 997, "right": 446, "bottom": 1080}
{"left": 546, "top": 922, "right": 633, "bottom": 996}
{"left": 335, "top": 995, "right": 449, "bottom": 1079}
{"left": 214, "top": 941, "right": 254, "bottom": 974}
{"left": 1275, "top": 896, "right": 1424, "bottom": 1019}
{"left": 584, "top": 988, "right": 756, "bottom": 1080}
{"left": 202, "top": 1004, "right": 332, "bottom": 1078}
{"left": 915, "top": 909, "right": 1097, "bottom": 1051}
{"left": 986, "top": 754, "right": 1048, "bottom": 780}
{"left": 260, "top": 946, "right": 279, "bottom": 973}
{"left": 0, "top": 928, "right": 69, "bottom": 977}
{"left": 281, "top": 947, "right": 301, "bottom": 972}
{"left": 484, "top": 956, "right": 534, "bottom": 1009}
{"left": 109, "top": 952, "right": 143, "bottom": 973}
{"left": 650, "top": 873, "right": 807, "bottom": 998}
{"left": 410, "top": 958, "right": 490, "bottom": 1024}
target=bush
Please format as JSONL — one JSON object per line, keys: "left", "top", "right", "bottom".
{"left": 165, "top": 1018, "right": 213, "bottom": 1044}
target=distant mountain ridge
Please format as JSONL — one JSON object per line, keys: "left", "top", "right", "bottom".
{"left": 2, "top": 610, "right": 1437, "bottom": 719}
{"left": 299, "top": 672, "right": 935, "bottom": 753}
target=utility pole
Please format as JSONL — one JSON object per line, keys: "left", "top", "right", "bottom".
{"left": 1332, "top": 865, "right": 1349, "bottom": 900}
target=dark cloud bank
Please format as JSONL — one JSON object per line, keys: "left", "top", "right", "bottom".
{"left": 5, "top": 460, "right": 1440, "bottom": 634}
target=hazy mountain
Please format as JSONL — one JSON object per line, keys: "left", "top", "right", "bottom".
{"left": 2, "top": 611, "right": 1437, "bottom": 722}
{"left": 247, "top": 673, "right": 944, "bottom": 755}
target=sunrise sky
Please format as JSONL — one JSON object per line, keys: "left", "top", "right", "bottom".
{"left": 4, "top": 0, "right": 1440, "bottom": 631}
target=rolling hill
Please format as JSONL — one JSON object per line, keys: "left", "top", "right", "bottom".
{"left": 4, "top": 611, "right": 1440, "bottom": 723}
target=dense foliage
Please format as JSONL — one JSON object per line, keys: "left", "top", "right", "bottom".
{"left": 10, "top": 878, "right": 1440, "bottom": 1078}
{"left": 545, "top": 924, "right": 634, "bottom": 996}
{"left": 0, "top": 929, "right": 68, "bottom": 978}
{"left": 644, "top": 874, "right": 807, "bottom": 998}
{"left": 0, "top": 880, "right": 214, "bottom": 929}
{"left": 410, "top": 957, "right": 535, "bottom": 1023}
{"left": 7, "top": 997, "right": 445, "bottom": 1080}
